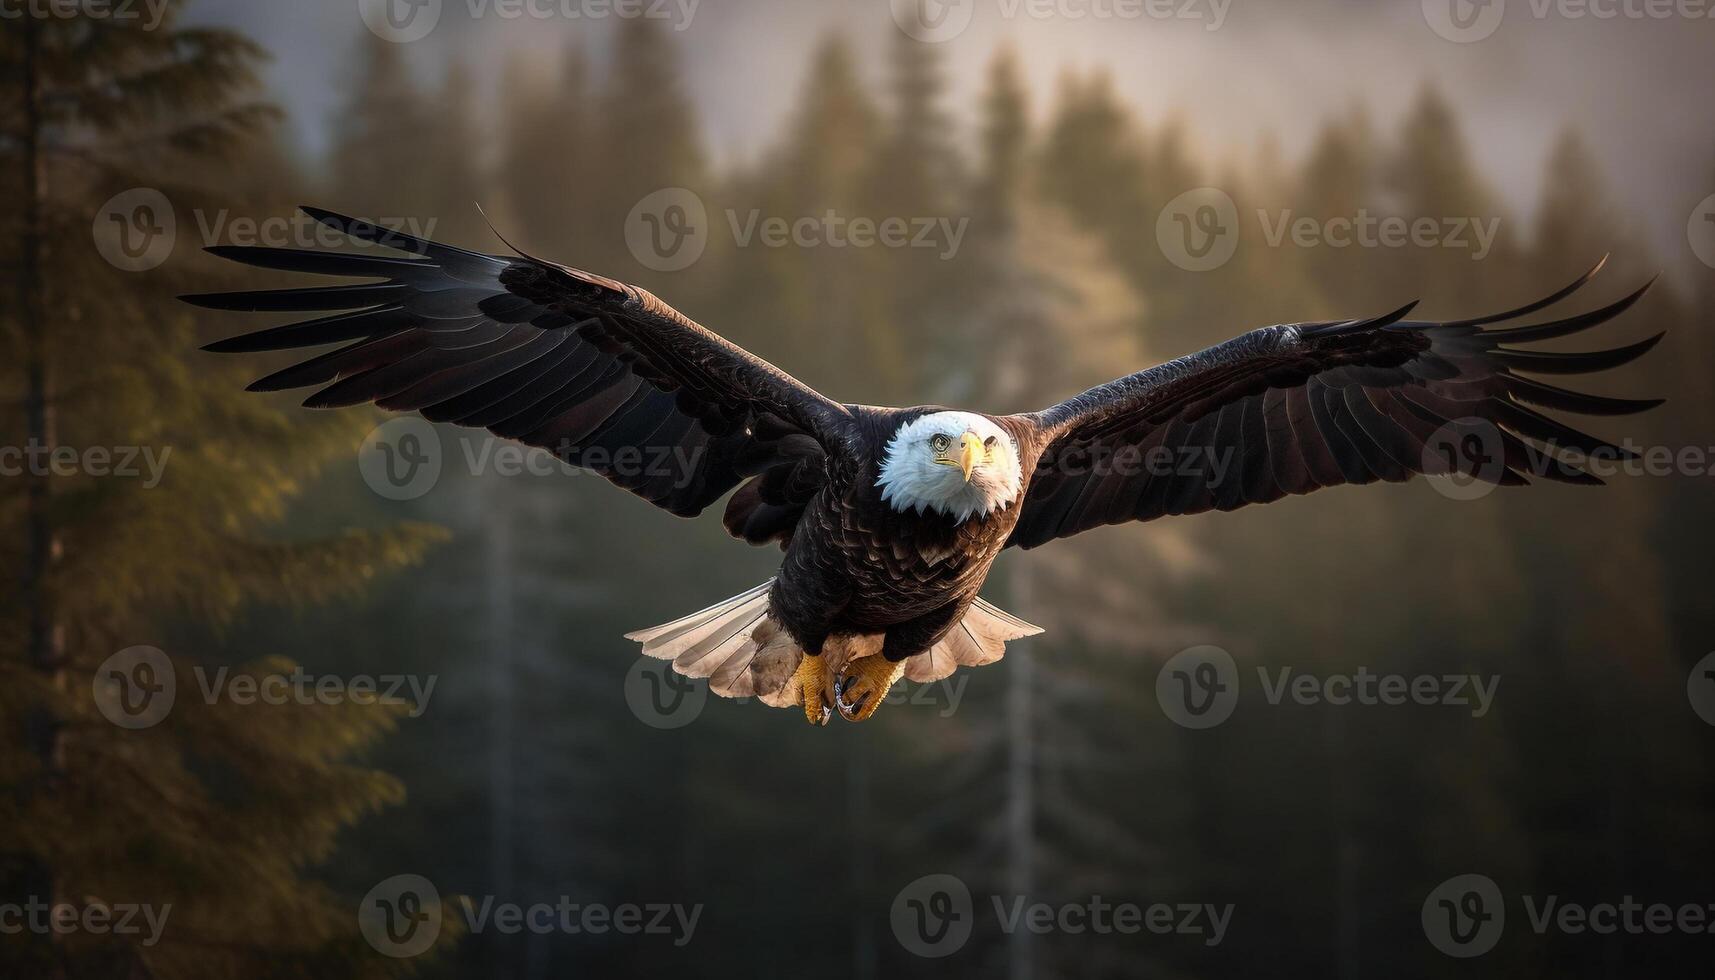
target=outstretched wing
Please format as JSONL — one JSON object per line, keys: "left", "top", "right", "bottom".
{"left": 187, "top": 207, "right": 847, "bottom": 537}
{"left": 1007, "top": 260, "right": 1664, "bottom": 550}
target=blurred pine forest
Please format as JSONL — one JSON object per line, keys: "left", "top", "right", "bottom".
{"left": 4, "top": 6, "right": 1713, "bottom": 979}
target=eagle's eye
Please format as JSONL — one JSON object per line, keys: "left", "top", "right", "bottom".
{"left": 984, "top": 436, "right": 998, "bottom": 450}
{"left": 930, "top": 434, "right": 951, "bottom": 453}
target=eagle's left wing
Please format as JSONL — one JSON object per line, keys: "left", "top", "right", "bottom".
{"left": 1006, "top": 260, "right": 1663, "bottom": 550}
{"left": 187, "top": 207, "right": 849, "bottom": 535}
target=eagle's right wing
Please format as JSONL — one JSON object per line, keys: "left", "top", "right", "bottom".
{"left": 187, "top": 207, "right": 848, "bottom": 538}
{"left": 1007, "top": 260, "right": 1664, "bottom": 550}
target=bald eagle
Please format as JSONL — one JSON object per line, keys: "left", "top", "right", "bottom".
{"left": 188, "top": 208, "right": 1662, "bottom": 724}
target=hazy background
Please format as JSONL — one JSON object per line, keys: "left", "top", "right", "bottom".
{"left": 187, "top": 0, "right": 1715, "bottom": 269}
{"left": 4, "top": 0, "right": 1714, "bottom": 977}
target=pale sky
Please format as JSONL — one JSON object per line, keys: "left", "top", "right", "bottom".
{"left": 186, "top": 0, "right": 1715, "bottom": 277}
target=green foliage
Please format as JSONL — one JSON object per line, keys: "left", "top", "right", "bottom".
{"left": 1, "top": 4, "right": 445, "bottom": 977}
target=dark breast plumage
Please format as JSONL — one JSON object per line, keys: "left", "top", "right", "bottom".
{"left": 774, "top": 409, "right": 1028, "bottom": 632}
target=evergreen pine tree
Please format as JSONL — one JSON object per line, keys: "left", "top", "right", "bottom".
{"left": 972, "top": 46, "right": 1029, "bottom": 241}
{"left": 1, "top": 5, "right": 446, "bottom": 976}
{"left": 589, "top": 18, "right": 707, "bottom": 275}
{"left": 717, "top": 33, "right": 885, "bottom": 392}
{"left": 326, "top": 37, "right": 485, "bottom": 244}
{"left": 865, "top": 33, "right": 963, "bottom": 401}
{"left": 498, "top": 43, "right": 595, "bottom": 256}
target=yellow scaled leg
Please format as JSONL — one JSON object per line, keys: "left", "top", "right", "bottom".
{"left": 791, "top": 653, "right": 834, "bottom": 726}
{"left": 835, "top": 655, "right": 906, "bottom": 722}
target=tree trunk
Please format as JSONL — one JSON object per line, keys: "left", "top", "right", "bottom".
{"left": 19, "top": 16, "right": 67, "bottom": 977}
{"left": 480, "top": 491, "right": 516, "bottom": 980}
{"left": 21, "top": 0, "right": 63, "bottom": 749}
{"left": 1006, "top": 564, "right": 1034, "bottom": 980}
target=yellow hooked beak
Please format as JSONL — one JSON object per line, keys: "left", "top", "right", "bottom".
{"left": 957, "top": 431, "right": 983, "bottom": 482}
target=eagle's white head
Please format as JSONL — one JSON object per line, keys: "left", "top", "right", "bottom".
{"left": 877, "top": 411, "right": 1023, "bottom": 523}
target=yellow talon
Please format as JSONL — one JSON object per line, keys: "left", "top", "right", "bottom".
{"left": 792, "top": 654, "right": 834, "bottom": 726}
{"left": 835, "top": 654, "right": 906, "bottom": 722}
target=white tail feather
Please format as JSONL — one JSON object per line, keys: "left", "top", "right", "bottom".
{"left": 625, "top": 581, "right": 1044, "bottom": 707}
{"left": 900, "top": 596, "right": 1044, "bottom": 684}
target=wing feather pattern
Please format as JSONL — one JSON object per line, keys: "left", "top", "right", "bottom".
{"left": 189, "top": 207, "right": 848, "bottom": 537}
{"left": 1008, "top": 259, "right": 1663, "bottom": 549}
